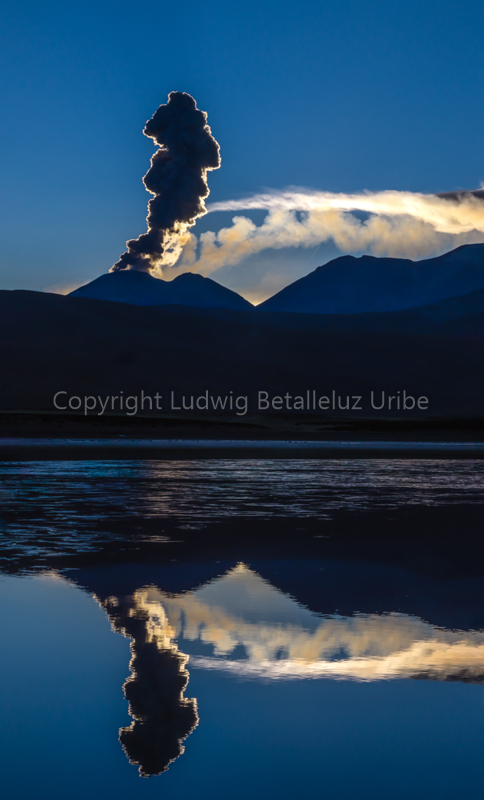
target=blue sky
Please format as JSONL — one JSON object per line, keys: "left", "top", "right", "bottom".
{"left": 1, "top": 0, "right": 484, "bottom": 299}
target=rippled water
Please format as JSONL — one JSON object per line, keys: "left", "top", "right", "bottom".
{"left": 1, "top": 458, "right": 484, "bottom": 562}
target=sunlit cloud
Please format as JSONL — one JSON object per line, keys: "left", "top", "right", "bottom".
{"left": 170, "top": 188, "right": 484, "bottom": 277}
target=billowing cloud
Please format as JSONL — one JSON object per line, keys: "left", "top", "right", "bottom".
{"left": 208, "top": 188, "right": 484, "bottom": 229}
{"left": 111, "top": 91, "right": 220, "bottom": 276}
{"left": 174, "top": 188, "right": 484, "bottom": 276}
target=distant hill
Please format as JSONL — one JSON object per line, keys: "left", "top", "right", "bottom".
{"left": 259, "top": 244, "right": 484, "bottom": 314}
{"left": 1, "top": 289, "right": 484, "bottom": 418}
{"left": 180, "top": 286, "right": 484, "bottom": 336}
{"left": 69, "top": 269, "right": 253, "bottom": 311}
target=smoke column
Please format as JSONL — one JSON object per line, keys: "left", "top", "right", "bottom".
{"left": 176, "top": 187, "right": 484, "bottom": 276}
{"left": 112, "top": 91, "right": 220, "bottom": 275}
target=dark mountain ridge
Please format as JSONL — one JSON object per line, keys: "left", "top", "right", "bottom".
{"left": 259, "top": 243, "right": 484, "bottom": 314}
{"left": 1, "top": 289, "right": 483, "bottom": 418}
{"left": 68, "top": 243, "right": 484, "bottom": 316}
{"left": 69, "top": 269, "right": 253, "bottom": 311}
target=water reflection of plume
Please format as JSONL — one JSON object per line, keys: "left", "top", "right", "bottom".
{"left": 102, "top": 595, "right": 198, "bottom": 777}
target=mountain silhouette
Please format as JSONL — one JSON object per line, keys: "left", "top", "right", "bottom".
{"left": 1, "top": 287, "right": 484, "bottom": 417}
{"left": 69, "top": 269, "right": 252, "bottom": 311}
{"left": 68, "top": 244, "right": 484, "bottom": 315}
{"left": 259, "top": 244, "right": 484, "bottom": 314}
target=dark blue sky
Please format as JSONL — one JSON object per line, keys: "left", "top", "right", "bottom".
{"left": 1, "top": 0, "right": 484, "bottom": 297}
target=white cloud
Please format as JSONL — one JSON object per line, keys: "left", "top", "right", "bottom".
{"left": 166, "top": 188, "right": 484, "bottom": 282}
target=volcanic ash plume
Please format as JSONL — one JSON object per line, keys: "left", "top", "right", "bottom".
{"left": 111, "top": 91, "right": 221, "bottom": 275}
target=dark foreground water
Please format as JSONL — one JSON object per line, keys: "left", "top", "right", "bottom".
{"left": 1, "top": 458, "right": 484, "bottom": 799}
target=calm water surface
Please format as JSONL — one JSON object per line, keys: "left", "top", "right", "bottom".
{"left": 1, "top": 459, "right": 484, "bottom": 798}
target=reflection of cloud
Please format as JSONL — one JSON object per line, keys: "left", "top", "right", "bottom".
{"left": 102, "top": 595, "right": 198, "bottom": 777}
{"left": 132, "top": 564, "right": 484, "bottom": 684}
{"left": 191, "top": 642, "right": 484, "bottom": 682}
{"left": 96, "top": 564, "right": 484, "bottom": 774}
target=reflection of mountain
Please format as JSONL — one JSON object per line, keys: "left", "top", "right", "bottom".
{"left": 126, "top": 564, "right": 484, "bottom": 683}
{"left": 101, "top": 594, "right": 198, "bottom": 777}
{"left": 79, "top": 561, "right": 484, "bottom": 774}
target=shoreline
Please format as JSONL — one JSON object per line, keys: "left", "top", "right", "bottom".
{"left": 2, "top": 437, "right": 484, "bottom": 459}
{"left": 1, "top": 411, "right": 483, "bottom": 458}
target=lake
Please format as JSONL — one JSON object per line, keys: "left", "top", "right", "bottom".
{"left": 1, "top": 457, "right": 484, "bottom": 799}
